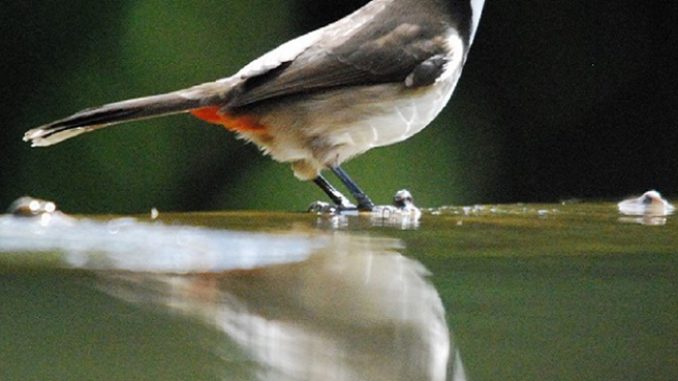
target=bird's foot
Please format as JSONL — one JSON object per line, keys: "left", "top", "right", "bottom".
{"left": 308, "top": 189, "right": 421, "bottom": 229}
{"left": 308, "top": 189, "right": 419, "bottom": 217}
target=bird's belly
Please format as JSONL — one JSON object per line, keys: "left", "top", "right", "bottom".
{"left": 254, "top": 78, "right": 458, "bottom": 165}
{"left": 336, "top": 80, "right": 458, "bottom": 150}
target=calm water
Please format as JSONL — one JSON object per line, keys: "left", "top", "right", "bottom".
{"left": 0, "top": 203, "right": 676, "bottom": 381}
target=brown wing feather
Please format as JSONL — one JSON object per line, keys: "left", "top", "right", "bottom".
{"left": 227, "top": 4, "right": 451, "bottom": 108}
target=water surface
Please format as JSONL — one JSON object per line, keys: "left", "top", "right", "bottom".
{"left": 0, "top": 203, "right": 676, "bottom": 380}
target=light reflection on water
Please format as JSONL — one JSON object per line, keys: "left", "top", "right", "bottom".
{"left": 0, "top": 214, "right": 463, "bottom": 381}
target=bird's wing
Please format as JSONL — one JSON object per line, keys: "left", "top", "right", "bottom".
{"left": 225, "top": 4, "right": 452, "bottom": 108}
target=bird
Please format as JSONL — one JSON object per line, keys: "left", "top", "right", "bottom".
{"left": 24, "top": 0, "right": 486, "bottom": 212}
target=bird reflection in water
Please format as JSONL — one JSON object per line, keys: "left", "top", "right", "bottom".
{"left": 1, "top": 204, "right": 462, "bottom": 380}
{"left": 99, "top": 234, "right": 463, "bottom": 381}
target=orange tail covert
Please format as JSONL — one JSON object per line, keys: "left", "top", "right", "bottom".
{"left": 190, "top": 107, "right": 268, "bottom": 135}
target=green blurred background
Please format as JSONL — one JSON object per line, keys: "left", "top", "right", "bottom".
{"left": 1, "top": 1, "right": 677, "bottom": 213}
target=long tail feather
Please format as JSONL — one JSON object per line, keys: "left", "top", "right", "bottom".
{"left": 24, "top": 83, "right": 226, "bottom": 147}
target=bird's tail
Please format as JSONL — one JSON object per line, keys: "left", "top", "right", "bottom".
{"left": 23, "top": 82, "right": 228, "bottom": 147}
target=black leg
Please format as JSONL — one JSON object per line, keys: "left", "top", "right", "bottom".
{"left": 331, "top": 166, "right": 375, "bottom": 211}
{"left": 313, "top": 175, "right": 355, "bottom": 209}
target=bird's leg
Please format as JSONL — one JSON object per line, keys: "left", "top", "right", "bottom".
{"left": 331, "top": 166, "right": 375, "bottom": 211}
{"left": 313, "top": 175, "right": 356, "bottom": 210}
